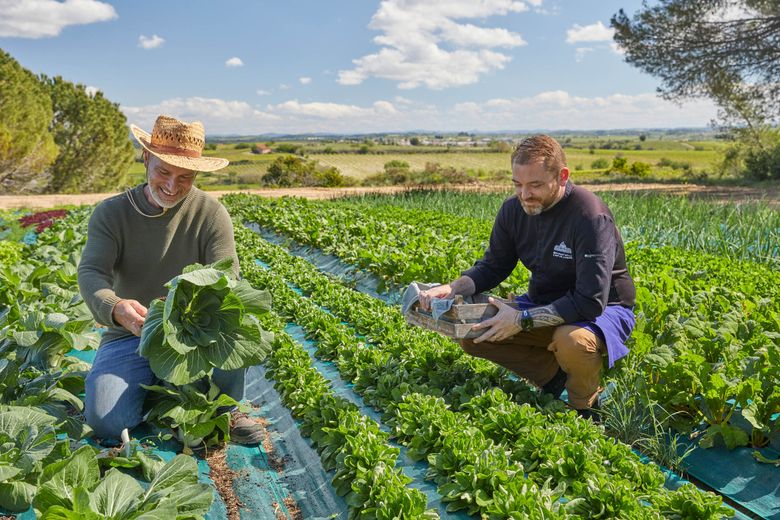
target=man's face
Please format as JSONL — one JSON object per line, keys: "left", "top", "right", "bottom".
{"left": 144, "top": 153, "right": 196, "bottom": 208}
{"left": 511, "top": 161, "right": 568, "bottom": 216}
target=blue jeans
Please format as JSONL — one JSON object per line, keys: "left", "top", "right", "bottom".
{"left": 85, "top": 335, "right": 245, "bottom": 439}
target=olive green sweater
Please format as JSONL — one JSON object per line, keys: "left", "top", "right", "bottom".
{"left": 77, "top": 184, "right": 239, "bottom": 346}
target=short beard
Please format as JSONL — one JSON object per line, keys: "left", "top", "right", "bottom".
{"left": 521, "top": 203, "right": 544, "bottom": 216}
{"left": 148, "top": 185, "right": 183, "bottom": 209}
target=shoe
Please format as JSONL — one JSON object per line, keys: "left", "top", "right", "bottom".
{"left": 541, "top": 368, "right": 567, "bottom": 399}
{"left": 576, "top": 403, "right": 601, "bottom": 424}
{"left": 229, "top": 409, "right": 264, "bottom": 445}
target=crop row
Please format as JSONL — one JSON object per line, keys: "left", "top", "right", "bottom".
{"left": 233, "top": 221, "right": 732, "bottom": 518}
{"left": 223, "top": 194, "right": 780, "bottom": 453}
{"left": 257, "top": 310, "right": 437, "bottom": 518}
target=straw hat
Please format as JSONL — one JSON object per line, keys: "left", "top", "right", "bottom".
{"left": 130, "top": 115, "right": 229, "bottom": 172}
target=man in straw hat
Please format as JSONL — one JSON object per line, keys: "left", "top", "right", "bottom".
{"left": 78, "top": 115, "right": 264, "bottom": 445}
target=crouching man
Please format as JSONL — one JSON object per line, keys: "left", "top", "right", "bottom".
{"left": 420, "top": 135, "right": 636, "bottom": 420}
{"left": 78, "top": 115, "right": 262, "bottom": 444}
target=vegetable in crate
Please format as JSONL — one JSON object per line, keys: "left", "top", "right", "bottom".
{"left": 138, "top": 258, "right": 273, "bottom": 385}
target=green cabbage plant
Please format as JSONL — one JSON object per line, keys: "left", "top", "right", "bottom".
{"left": 138, "top": 259, "right": 273, "bottom": 385}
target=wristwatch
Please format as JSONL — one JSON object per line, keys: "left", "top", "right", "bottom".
{"left": 520, "top": 309, "right": 534, "bottom": 332}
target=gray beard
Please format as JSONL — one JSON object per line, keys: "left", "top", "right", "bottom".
{"left": 520, "top": 202, "right": 544, "bottom": 216}
{"left": 149, "top": 185, "right": 185, "bottom": 209}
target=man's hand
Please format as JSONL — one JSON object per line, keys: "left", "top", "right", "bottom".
{"left": 471, "top": 297, "right": 522, "bottom": 344}
{"left": 418, "top": 284, "right": 454, "bottom": 311}
{"left": 112, "top": 299, "right": 147, "bottom": 337}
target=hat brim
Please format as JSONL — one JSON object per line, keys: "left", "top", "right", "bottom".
{"left": 130, "top": 124, "right": 229, "bottom": 172}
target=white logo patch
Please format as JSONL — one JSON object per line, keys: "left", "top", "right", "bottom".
{"left": 553, "top": 241, "right": 573, "bottom": 260}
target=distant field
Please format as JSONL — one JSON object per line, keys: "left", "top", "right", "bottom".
{"left": 312, "top": 148, "right": 721, "bottom": 180}
{"left": 126, "top": 139, "right": 727, "bottom": 186}
{"left": 311, "top": 152, "right": 511, "bottom": 180}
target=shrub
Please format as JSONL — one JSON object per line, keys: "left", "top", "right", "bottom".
{"left": 262, "top": 155, "right": 347, "bottom": 187}
{"left": 274, "top": 143, "right": 301, "bottom": 154}
{"left": 657, "top": 157, "right": 691, "bottom": 170}
{"left": 262, "top": 155, "right": 309, "bottom": 187}
{"left": 611, "top": 157, "right": 629, "bottom": 173}
{"left": 744, "top": 142, "right": 780, "bottom": 180}
{"left": 591, "top": 158, "right": 610, "bottom": 169}
{"left": 628, "top": 161, "right": 652, "bottom": 177}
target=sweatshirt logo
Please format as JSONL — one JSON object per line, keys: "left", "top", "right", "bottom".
{"left": 553, "top": 241, "right": 573, "bottom": 260}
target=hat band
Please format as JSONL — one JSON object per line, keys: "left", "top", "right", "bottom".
{"left": 148, "top": 142, "right": 202, "bottom": 158}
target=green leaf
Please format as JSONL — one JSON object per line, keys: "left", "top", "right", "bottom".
{"left": 35, "top": 445, "right": 100, "bottom": 513}
{"left": 0, "top": 480, "right": 37, "bottom": 512}
{"left": 88, "top": 468, "right": 143, "bottom": 518}
{"left": 699, "top": 424, "right": 749, "bottom": 450}
{"left": 232, "top": 280, "right": 271, "bottom": 314}
{"left": 140, "top": 454, "right": 199, "bottom": 505}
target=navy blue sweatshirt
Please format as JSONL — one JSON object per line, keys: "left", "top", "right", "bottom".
{"left": 462, "top": 181, "right": 636, "bottom": 322}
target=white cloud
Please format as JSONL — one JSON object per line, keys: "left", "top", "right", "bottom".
{"left": 566, "top": 21, "right": 613, "bottom": 44}
{"left": 225, "top": 57, "right": 244, "bottom": 67}
{"left": 121, "top": 91, "right": 717, "bottom": 135}
{"left": 299, "top": 77, "right": 312, "bottom": 85}
{"left": 610, "top": 41, "right": 625, "bottom": 55}
{"left": 122, "top": 97, "right": 280, "bottom": 135}
{"left": 575, "top": 47, "right": 594, "bottom": 62}
{"left": 268, "top": 99, "right": 397, "bottom": 119}
{"left": 450, "top": 91, "right": 718, "bottom": 130}
{"left": 138, "top": 34, "right": 164, "bottom": 49}
{"left": 0, "top": 0, "right": 117, "bottom": 38}
{"left": 338, "top": 0, "right": 533, "bottom": 90}
{"left": 279, "top": 83, "right": 290, "bottom": 90}
{"left": 256, "top": 89, "right": 272, "bottom": 96}
{"left": 85, "top": 85, "right": 99, "bottom": 96}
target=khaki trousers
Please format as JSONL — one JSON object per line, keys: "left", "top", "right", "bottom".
{"left": 459, "top": 325, "right": 605, "bottom": 409}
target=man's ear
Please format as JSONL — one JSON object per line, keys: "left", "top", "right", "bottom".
{"left": 558, "top": 167, "right": 570, "bottom": 185}
{"left": 142, "top": 150, "right": 150, "bottom": 169}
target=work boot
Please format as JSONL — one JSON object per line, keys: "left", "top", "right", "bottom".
{"left": 541, "top": 368, "right": 567, "bottom": 400}
{"left": 229, "top": 409, "right": 264, "bottom": 445}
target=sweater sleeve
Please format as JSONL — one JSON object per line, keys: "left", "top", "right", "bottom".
{"left": 77, "top": 204, "right": 121, "bottom": 327}
{"left": 461, "top": 202, "right": 518, "bottom": 294}
{"left": 204, "top": 203, "right": 240, "bottom": 278}
{"left": 551, "top": 213, "right": 617, "bottom": 322}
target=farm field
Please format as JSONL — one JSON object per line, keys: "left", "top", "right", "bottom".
{"left": 124, "top": 137, "right": 727, "bottom": 189}
{"left": 1, "top": 188, "right": 778, "bottom": 519}
{"left": 312, "top": 148, "right": 721, "bottom": 180}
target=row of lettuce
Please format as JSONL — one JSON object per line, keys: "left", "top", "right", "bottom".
{"left": 230, "top": 214, "right": 732, "bottom": 518}
{"left": 222, "top": 193, "right": 780, "bottom": 457}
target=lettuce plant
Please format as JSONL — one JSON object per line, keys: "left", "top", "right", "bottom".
{"left": 138, "top": 259, "right": 273, "bottom": 385}
{"left": 34, "top": 446, "right": 213, "bottom": 519}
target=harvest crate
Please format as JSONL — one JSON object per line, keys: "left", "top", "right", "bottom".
{"left": 404, "top": 293, "right": 518, "bottom": 339}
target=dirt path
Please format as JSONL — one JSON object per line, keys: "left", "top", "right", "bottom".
{"left": 1, "top": 182, "right": 778, "bottom": 210}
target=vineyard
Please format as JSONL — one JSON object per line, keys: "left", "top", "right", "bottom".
{"left": 1, "top": 189, "right": 778, "bottom": 519}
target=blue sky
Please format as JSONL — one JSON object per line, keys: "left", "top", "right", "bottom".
{"left": 0, "top": 0, "right": 718, "bottom": 135}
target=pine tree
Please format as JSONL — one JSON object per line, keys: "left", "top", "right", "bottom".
{"left": 0, "top": 48, "right": 58, "bottom": 193}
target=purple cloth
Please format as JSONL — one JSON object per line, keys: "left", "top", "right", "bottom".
{"left": 514, "top": 294, "right": 635, "bottom": 368}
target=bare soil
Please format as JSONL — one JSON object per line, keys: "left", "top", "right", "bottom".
{"left": 1, "top": 182, "right": 778, "bottom": 210}
{"left": 206, "top": 447, "right": 242, "bottom": 520}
